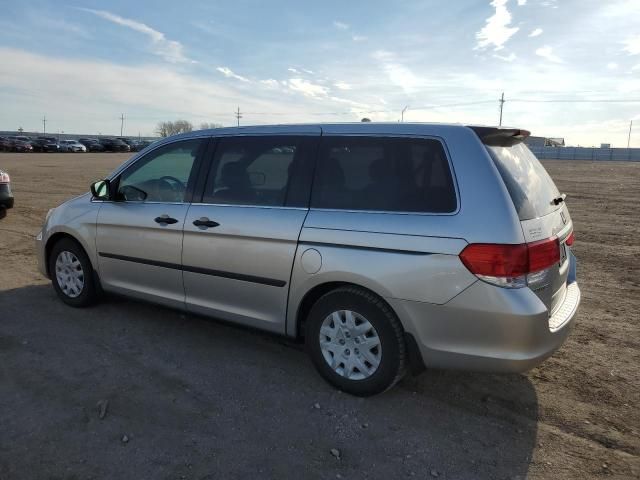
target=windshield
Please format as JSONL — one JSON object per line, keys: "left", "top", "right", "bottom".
{"left": 486, "top": 142, "right": 560, "bottom": 221}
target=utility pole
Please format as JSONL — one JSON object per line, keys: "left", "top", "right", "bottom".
{"left": 628, "top": 120, "right": 633, "bottom": 148}
{"left": 42, "top": 115, "right": 47, "bottom": 135}
{"left": 499, "top": 92, "right": 505, "bottom": 126}
{"left": 235, "top": 106, "right": 242, "bottom": 127}
{"left": 120, "top": 113, "right": 125, "bottom": 137}
{"left": 401, "top": 105, "right": 409, "bottom": 122}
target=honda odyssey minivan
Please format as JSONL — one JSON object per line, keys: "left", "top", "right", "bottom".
{"left": 36, "top": 123, "right": 580, "bottom": 396}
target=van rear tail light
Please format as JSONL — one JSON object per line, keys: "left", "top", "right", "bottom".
{"left": 460, "top": 237, "right": 560, "bottom": 289}
{"left": 565, "top": 232, "right": 575, "bottom": 246}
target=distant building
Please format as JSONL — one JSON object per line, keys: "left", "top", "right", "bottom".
{"left": 525, "top": 136, "right": 565, "bottom": 147}
{"left": 600, "top": 143, "right": 611, "bottom": 148}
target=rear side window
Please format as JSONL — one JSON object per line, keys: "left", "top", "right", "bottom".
{"left": 486, "top": 143, "right": 560, "bottom": 220}
{"left": 311, "top": 136, "right": 456, "bottom": 213}
{"left": 202, "top": 136, "right": 315, "bottom": 207}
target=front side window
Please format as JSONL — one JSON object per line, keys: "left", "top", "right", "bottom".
{"left": 312, "top": 136, "right": 457, "bottom": 213}
{"left": 203, "top": 136, "right": 310, "bottom": 207}
{"left": 118, "top": 139, "right": 203, "bottom": 202}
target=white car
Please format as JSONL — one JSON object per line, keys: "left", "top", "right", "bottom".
{"left": 59, "top": 140, "right": 87, "bottom": 153}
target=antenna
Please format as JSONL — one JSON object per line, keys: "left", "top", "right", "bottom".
{"left": 235, "top": 106, "right": 242, "bottom": 127}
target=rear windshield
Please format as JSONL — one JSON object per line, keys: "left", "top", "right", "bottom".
{"left": 486, "top": 143, "right": 560, "bottom": 220}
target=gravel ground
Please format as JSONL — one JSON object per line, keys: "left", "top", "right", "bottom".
{"left": 0, "top": 153, "right": 638, "bottom": 479}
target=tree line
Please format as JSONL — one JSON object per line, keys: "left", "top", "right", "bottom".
{"left": 155, "top": 121, "right": 223, "bottom": 137}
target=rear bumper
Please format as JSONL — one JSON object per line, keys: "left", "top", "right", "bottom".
{"left": 0, "top": 184, "right": 14, "bottom": 209}
{"left": 390, "top": 253, "right": 580, "bottom": 373}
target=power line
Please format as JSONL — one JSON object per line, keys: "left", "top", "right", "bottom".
{"left": 520, "top": 98, "right": 640, "bottom": 102}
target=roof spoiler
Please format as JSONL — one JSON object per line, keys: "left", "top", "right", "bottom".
{"left": 468, "top": 126, "right": 531, "bottom": 147}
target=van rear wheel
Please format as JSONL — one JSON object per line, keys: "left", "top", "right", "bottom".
{"left": 305, "top": 286, "right": 406, "bottom": 396}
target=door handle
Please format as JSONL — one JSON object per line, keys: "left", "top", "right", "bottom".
{"left": 155, "top": 215, "right": 179, "bottom": 225}
{"left": 193, "top": 217, "right": 220, "bottom": 228}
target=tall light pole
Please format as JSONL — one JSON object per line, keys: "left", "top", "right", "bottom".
{"left": 499, "top": 92, "right": 505, "bottom": 126}
{"left": 120, "top": 113, "right": 125, "bottom": 137}
{"left": 42, "top": 115, "right": 47, "bottom": 135}
{"left": 401, "top": 105, "right": 409, "bottom": 122}
{"left": 628, "top": 120, "right": 633, "bottom": 148}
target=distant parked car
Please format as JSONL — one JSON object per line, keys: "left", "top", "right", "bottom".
{"left": 32, "top": 137, "right": 60, "bottom": 153}
{"left": 0, "top": 169, "right": 14, "bottom": 209}
{"left": 99, "top": 138, "right": 130, "bottom": 152}
{"left": 0, "top": 137, "right": 12, "bottom": 152}
{"left": 59, "top": 140, "right": 87, "bottom": 153}
{"left": 10, "top": 140, "right": 33, "bottom": 153}
{"left": 78, "top": 138, "right": 105, "bottom": 152}
{"left": 127, "top": 140, "right": 152, "bottom": 152}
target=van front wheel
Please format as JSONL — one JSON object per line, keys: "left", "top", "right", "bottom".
{"left": 305, "top": 286, "right": 406, "bottom": 396}
{"left": 49, "top": 238, "right": 98, "bottom": 308}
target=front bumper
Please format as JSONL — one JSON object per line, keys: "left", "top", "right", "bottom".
{"left": 35, "top": 230, "right": 48, "bottom": 278}
{"left": 390, "top": 252, "right": 580, "bottom": 373}
{"left": 0, "top": 184, "right": 14, "bottom": 209}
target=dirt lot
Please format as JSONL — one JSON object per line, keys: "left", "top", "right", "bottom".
{"left": 0, "top": 153, "right": 638, "bottom": 479}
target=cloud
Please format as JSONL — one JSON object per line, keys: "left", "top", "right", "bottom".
{"left": 535, "top": 45, "right": 563, "bottom": 63}
{"left": 333, "top": 21, "right": 349, "bottom": 30}
{"left": 606, "top": 62, "right": 618, "bottom": 70}
{"left": 517, "top": 0, "right": 527, "bottom": 4}
{"left": 623, "top": 34, "right": 640, "bottom": 55}
{"left": 288, "top": 67, "right": 299, "bottom": 73}
{"left": 352, "top": 35, "right": 367, "bottom": 42}
{"left": 475, "top": 0, "right": 519, "bottom": 51}
{"left": 287, "top": 78, "right": 329, "bottom": 98}
{"left": 371, "top": 50, "right": 422, "bottom": 92}
{"left": 494, "top": 52, "right": 517, "bottom": 62}
{"left": 259, "top": 79, "right": 280, "bottom": 88}
{"left": 216, "top": 67, "right": 249, "bottom": 82}
{"left": 529, "top": 28, "right": 543, "bottom": 37}
{"left": 334, "top": 81, "right": 352, "bottom": 90}
{"left": 28, "top": 13, "right": 91, "bottom": 39}
{"left": 79, "top": 8, "right": 189, "bottom": 63}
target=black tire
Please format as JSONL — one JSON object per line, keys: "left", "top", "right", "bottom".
{"left": 48, "top": 238, "right": 99, "bottom": 307}
{"left": 305, "top": 286, "right": 406, "bottom": 396}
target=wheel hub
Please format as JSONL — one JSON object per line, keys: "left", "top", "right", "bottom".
{"left": 55, "top": 250, "right": 84, "bottom": 298}
{"left": 319, "top": 310, "right": 382, "bottom": 380}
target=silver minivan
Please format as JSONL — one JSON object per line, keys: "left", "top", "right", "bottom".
{"left": 36, "top": 123, "right": 580, "bottom": 396}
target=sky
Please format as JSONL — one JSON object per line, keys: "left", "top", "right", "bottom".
{"left": 0, "top": 0, "right": 638, "bottom": 146}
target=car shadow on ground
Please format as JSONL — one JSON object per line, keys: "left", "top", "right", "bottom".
{"left": 0, "top": 284, "right": 539, "bottom": 479}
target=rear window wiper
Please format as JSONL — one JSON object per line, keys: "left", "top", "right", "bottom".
{"left": 552, "top": 193, "right": 567, "bottom": 206}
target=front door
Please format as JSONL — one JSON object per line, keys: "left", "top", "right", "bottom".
{"left": 182, "top": 134, "right": 318, "bottom": 333}
{"left": 96, "top": 138, "right": 207, "bottom": 307}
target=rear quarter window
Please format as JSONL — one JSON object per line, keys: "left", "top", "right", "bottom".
{"left": 486, "top": 143, "right": 560, "bottom": 220}
{"left": 312, "top": 136, "right": 457, "bottom": 213}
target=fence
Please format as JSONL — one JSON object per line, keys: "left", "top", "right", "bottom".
{"left": 530, "top": 146, "right": 640, "bottom": 162}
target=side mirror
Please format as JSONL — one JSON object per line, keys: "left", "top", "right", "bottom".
{"left": 90, "top": 179, "right": 111, "bottom": 200}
